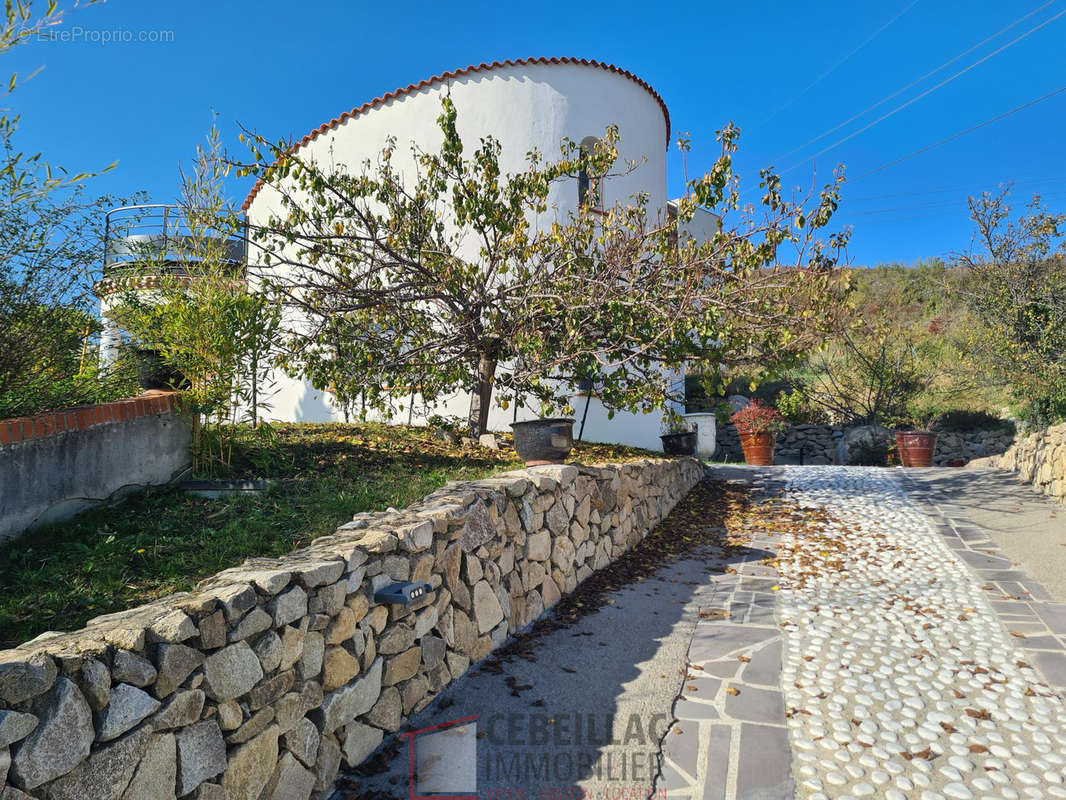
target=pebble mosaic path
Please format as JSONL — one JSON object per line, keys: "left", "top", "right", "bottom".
{"left": 665, "top": 466, "right": 1066, "bottom": 800}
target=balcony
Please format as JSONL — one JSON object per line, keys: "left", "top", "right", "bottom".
{"left": 102, "top": 204, "right": 247, "bottom": 278}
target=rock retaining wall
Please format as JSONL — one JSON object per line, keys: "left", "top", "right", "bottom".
{"left": 714, "top": 422, "right": 1014, "bottom": 466}
{"left": 971, "top": 423, "right": 1066, "bottom": 502}
{"left": 0, "top": 457, "right": 702, "bottom": 800}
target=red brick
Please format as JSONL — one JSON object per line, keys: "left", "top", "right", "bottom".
{"left": 76, "top": 408, "right": 92, "bottom": 429}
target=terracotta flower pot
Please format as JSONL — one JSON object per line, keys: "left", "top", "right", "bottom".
{"left": 895, "top": 430, "right": 938, "bottom": 467}
{"left": 738, "top": 431, "right": 775, "bottom": 466}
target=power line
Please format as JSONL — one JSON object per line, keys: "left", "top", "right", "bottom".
{"left": 777, "top": 7, "right": 1066, "bottom": 177}
{"left": 846, "top": 187, "right": 1066, "bottom": 218}
{"left": 774, "top": 0, "right": 1059, "bottom": 163}
{"left": 850, "top": 84, "right": 1066, "bottom": 182}
{"left": 848, "top": 174, "right": 1066, "bottom": 203}
{"left": 754, "top": 0, "right": 922, "bottom": 130}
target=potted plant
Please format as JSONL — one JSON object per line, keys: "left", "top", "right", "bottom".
{"left": 894, "top": 429, "right": 938, "bottom": 467}
{"left": 893, "top": 403, "right": 940, "bottom": 468}
{"left": 730, "top": 400, "right": 787, "bottom": 466}
{"left": 511, "top": 417, "right": 575, "bottom": 465}
{"left": 660, "top": 417, "right": 698, "bottom": 456}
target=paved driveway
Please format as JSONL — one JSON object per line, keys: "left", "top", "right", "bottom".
{"left": 336, "top": 466, "right": 1066, "bottom": 800}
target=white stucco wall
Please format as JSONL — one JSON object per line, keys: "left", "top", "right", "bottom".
{"left": 246, "top": 60, "right": 674, "bottom": 448}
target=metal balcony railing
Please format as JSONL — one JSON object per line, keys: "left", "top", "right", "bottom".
{"left": 103, "top": 204, "right": 247, "bottom": 277}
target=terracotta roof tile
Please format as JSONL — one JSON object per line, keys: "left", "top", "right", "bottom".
{"left": 241, "top": 57, "right": 670, "bottom": 212}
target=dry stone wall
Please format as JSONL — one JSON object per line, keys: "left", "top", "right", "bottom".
{"left": 971, "top": 423, "right": 1066, "bottom": 503}
{"left": 715, "top": 422, "right": 1014, "bottom": 466}
{"left": 0, "top": 457, "right": 702, "bottom": 800}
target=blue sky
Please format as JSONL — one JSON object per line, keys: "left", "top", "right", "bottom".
{"left": 7, "top": 0, "right": 1065, "bottom": 266}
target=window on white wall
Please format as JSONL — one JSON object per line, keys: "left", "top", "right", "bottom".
{"left": 577, "top": 136, "right": 604, "bottom": 213}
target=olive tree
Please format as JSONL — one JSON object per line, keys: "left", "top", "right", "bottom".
{"left": 237, "top": 98, "right": 850, "bottom": 434}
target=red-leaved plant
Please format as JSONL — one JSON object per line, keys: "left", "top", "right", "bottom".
{"left": 730, "top": 400, "right": 788, "bottom": 436}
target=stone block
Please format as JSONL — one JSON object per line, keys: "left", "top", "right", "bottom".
{"left": 112, "top": 650, "right": 157, "bottom": 688}
{"left": 202, "top": 641, "right": 264, "bottom": 702}
{"left": 313, "top": 657, "right": 382, "bottom": 733}
{"left": 312, "top": 733, "right": 342, "bottom": 793}
{"left": 262, "top": 751, "right": 315, "bottom": 800}
{"left": 363, "top": 686, "right": 401, "bottom": 731}
{"left": 154, "top": 644, "right": 205, "bottom": 698}
{"left": 322, "top": 647, "right": 361, "bottom": 693}
{"left": 228, "top": 607, "right": 273, "bottom": 642}
{"left": 124, "top": 732, "right": 176, "bottom": 800}
{"left": 94, "top": 683, "right": 161, "bottom": 743}
{"left": 198, "top": 610, "right": 227, "bottom": 650}
{"left": 341, "top": 720, "right": 382, "bottom": 768}
{"left": 221, "top": 724, "right": 279, "bottom": 800}
{"left": 151, "top": 689, "right": 205, "bottom": 731}
{"left": 526, "top": 531, "right": 551, "bottom": 561}
{"left": 460, "top": 502, "right": 496, "bottom": 552}
{"left": 283, "top": 717, "right": 320, "bottom": 769}
{"left": 175, "top": 720, "right": 226, "bottom": 796}
{"left": 269, "top": 586, "right": 308, "bottom": 628}
{"left": 0, "top": 711, "right": 38, "bottom": 750}
{"left": 42, "top": 724, "right": 151, "bottom": 800}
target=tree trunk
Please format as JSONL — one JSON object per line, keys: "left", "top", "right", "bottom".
{"left": 468, "top": 352, "right": 498, "bottom": 436}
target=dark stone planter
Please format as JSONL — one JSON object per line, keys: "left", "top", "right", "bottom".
{"left": 660, "top": 431, "right": 697, "bottom": 456}
{"left": 510, "top": 418, "right": 574, "bottom": 465}
{"left": 895, "top": 430, "right": 938, "bottom": 467}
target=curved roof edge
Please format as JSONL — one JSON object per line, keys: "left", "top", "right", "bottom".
{"left": 241, "top": 57, "right": 671, "bottom": 212}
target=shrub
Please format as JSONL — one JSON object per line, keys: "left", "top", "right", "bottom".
{"left": 933, "top": 409, "right": 1014, "bottom": 432}
{"left": 730, "top": 400, "right": 788, "bottom": 436}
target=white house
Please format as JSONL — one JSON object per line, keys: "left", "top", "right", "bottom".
{"left": 102, "top": 58, "right": 718, "bottom": 453}
{"left": 244, "top": 58, "right": 718, "bottom": 451}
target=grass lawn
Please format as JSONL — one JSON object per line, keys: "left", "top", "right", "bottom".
{"left": 0, "top": 422, "right": 658, "bottom": 648}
